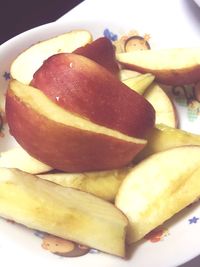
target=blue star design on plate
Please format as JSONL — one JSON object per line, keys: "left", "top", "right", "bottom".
{"left": 3, "top": 71, "right": 11, "bottom": 80}
{"left": 103, "top": 28, "right": 118, "bottom": 41}
{"left": 188, "top": 216, "right": 199, "bottom": 224}
{"left": 89, "top": 248, "right": 100, "bottom": 254}
{"left": 34, "top": 230, "right": 46, "bottom": 238}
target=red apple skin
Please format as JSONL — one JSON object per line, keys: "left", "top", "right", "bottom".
{"left": 74, "top": 37, "right": 119, "bottom": 76}
{"left": 119, "top": 62, "right": 200, "bottom": 86}
{"left": 31, "top": 53, "right": 155, "bottom": 139}
{"left": 6, "top": 90, "right": 145, "bottom": 172}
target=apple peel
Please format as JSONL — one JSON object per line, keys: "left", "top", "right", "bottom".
{"left": 117, "top": 47, "right": 200, "bottom": 85}
{"left": 6, "top": 80, "right": 146, "bottom": 172}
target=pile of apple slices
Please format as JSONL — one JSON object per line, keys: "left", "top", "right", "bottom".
{"left": 1, "top": 29, "right": 200, "bottom": 257}
{"left": 7, "top": 35, "right": 155, "bottom": 173}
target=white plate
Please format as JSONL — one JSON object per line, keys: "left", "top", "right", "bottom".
{"left": 0, "top": 15, "right": 200, "bottom": 267}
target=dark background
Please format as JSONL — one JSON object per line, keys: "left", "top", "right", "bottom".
{"left": 0, "top": 0, "right": 84, "bottom": 44}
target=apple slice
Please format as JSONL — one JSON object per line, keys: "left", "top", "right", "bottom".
{"left": 121, "top": 78, "right": 177, "bottom": 127}
{"left": 122, "top": 73, "right": 155, "bottom": 95}
{"left": 31, "top": 53, "right": 155, "bottom": 138}
{"left": 116, "top": 146, "right": 200, "bottom": 244}
{"left": 117, "top": 48, "right": 200, "bottom": 85}
{"left": 11, "top": 30, "right": 92, "bottom": 85}
{"left": 0, "top": 167, "right": 128, "bottom": 256}
{"left": 74, "top": 37, "right": 119, "bottom": 75}
{"left": 136, "top": 124, "right": 200, "bottom": 161}
{"left": 144, "top": 83, "right": 178, "bottom": 127}
{"left": 6, "top": 80, "right": 146, "bottom": 172}
{"left": 38, "top": 167, "right": 129, "bottom": 202}
{"left": 0, "top": 146, "right": 53, "bottom": 174}
{"left": 119, "top": 69, "right": 141, "bottom": 81}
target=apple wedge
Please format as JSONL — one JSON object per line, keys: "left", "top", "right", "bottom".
{"left": 74, "top": 37, "right": 119, "bottom": 75}
{"left": 0, "top": 167, "right": 128, "bottom": 257}
{"left": 11, "top": 30, "right": 92, "bottom": 85}
{"left": 0, "top": 147, "right": 129, "bottom": 201}
{"left": 121, "top": 78, "right": 177, "bottom": 127}
{"left": 0, "top": 146, "right": 53, "bottom": 174}
{"left": 144, "top": 83, "right": 178, "bottom": 127}
{"left": 122, "top": 73, "right": 155, "bottom": 95}
{"left": 116, "top": 146, "right": 200, "bottom": 244}
{"left": 119, "top": 69, "right": 141, "bottom": 81}
{"left": 6, "top": 80, "right": 147, "bottom": 172}
{"left": 38, "top": 167, "right": 130, "bottom": 202}
{"left": 117, "top": 47, "right": 200, "bottom": 85}
{"left": 136, "top": 124, "right": 200, "bottom": 161}
{"left": 31, "top": 53, "right": 155, "bottom": 139}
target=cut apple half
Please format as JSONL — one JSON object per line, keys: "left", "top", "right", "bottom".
{"left": 0, "top": 167, "right": 128, "bottom": 257}
{"left": 6, "top": 80, "right": 146, "bottom": 172}
{"left": 117, "top": 47, "right": 200, "bottom": 85}
{"left": 10, "top": 30, "right": 92, "bottom": 85}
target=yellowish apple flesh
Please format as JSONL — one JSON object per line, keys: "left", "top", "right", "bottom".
{"left": 144, "top": 83, "right": 178, "bottom": 127}
{"left": 136, "top": 124, "right": 200, "bottom": 161}
{"left": 0, "top": 146, "right": 53, "bottom": 174}
{"left": 115, "top": 146, "right": 200, "bottom": 244}
{"left": 122, "top": 73, "right": 155, "bottom": 95}
{"left": 10, "top": 30, "right": 92, "bottom": 85}
{"left": 123, "top": 79, "right": 178, "bottom": 128}
{"left": 38, "top": 167, "right": 130, "bottom": 202}
{"left": 117, "top": 48, "right": 200, "bottom": 85}
{"left": 0, "top": 146, "right": 129, "bottom": 201}
{"left": 0, "top": 167, "right": 128, "bottom": 256}
{"left": 119, "top": 69, "right": 141, "bottom": 80}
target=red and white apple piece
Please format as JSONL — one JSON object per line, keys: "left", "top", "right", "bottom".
{"left": 31, "top": 53, "right": 155, "bottom": 139}
{"left": 6, "top": 78, "right": 153, "bottom": 172}
{"left": 74, "top": 37, "right": 119, "bottom": 76}
{"left": 10, "top": 30, "right": 92, "bottom": 85}
{"left": 117, "top": 47, "right": 200, "bottom": 85}
{"left": 120, "top": 74, "right": 177, "bottom": 128}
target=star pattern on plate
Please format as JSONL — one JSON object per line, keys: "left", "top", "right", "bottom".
{"left": 3, "top": 71, "right": 11, "bottom": 80}
{"left": 103, "top": 28, "right": 118, "bottom": 41}
{"left": 188, "top": 216, "right": 199, "bottom": 224}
